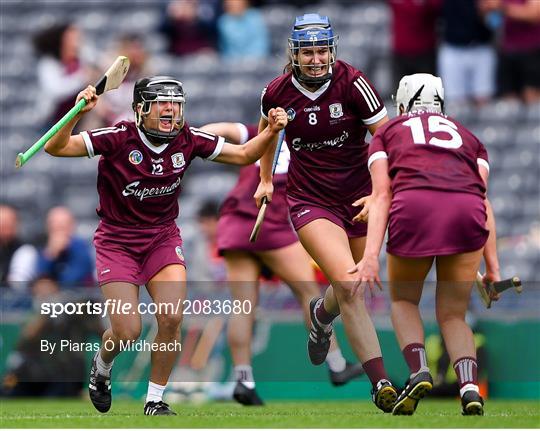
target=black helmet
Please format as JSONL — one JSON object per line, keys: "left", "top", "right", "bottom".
{"left": 132, "top": 76, "right": 186, "bottom": 145}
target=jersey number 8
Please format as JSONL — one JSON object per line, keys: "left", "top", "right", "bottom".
{"left": 403, "top": 116, "right": 463, "bottom": 149}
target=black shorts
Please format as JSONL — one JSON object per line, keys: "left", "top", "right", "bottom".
{"left": 497, "top": 49, "right": 540, "bottom": 95}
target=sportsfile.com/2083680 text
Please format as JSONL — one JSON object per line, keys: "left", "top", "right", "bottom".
{"left": 40, "top": 299, "right": 252, "bottom": 319}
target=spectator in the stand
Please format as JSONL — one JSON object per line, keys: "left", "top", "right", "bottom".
{"left": 93, "top": 33, "right": 154, "bottom": 127}
{"left": 0, "top": 205, "right": 37, "bottom": 291}
{"left": 32, "top": 23, "right": 93, "bottom": 129}
{"left": 36, "top": 207, "right": 94, "bottom": 288}
{"left": 1, "top": 276, "right": 102, "bottom": 397}
{"left": 481, "top": 0, "right": 540, "bottom": 103}
{"left": 159, "top": 0, "right": 219, "bottom": 57}
{"left": 217, "top": 0, "right": 270, "bottom": 61}
{"left": 188, "top": 200, "right": 226, "bottom": 283}
{"left": 388, "top": 0, "right": 442, "bottom": 89}
{"left": 438, "top": 0, "right": 495, "bottom": 105}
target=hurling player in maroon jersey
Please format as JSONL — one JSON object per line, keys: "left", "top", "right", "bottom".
{"left": 200, "top": 122, "right": 364, "bottom": 405}
{"left": 352, "top": 74, "right": 501, "bottom": 416}
{"left": 256, "top": 14, "right": 398, "bottom": 412}
{"left": 43, "top": 77, "right": 287, "bottom": 415}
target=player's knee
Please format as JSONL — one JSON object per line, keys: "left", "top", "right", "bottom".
{"left": 333, "top": 282, "right": 365, "bottom": 307}
{"left": 436, "top": 307, "right": 465, "bottom": 326}
{"left": 156, "top": 313, "right": 183, "bottom": 333}
{"left": 114, "top": 326, "right": 141, "bottom": 343}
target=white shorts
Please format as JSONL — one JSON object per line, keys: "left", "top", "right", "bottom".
{"left": 438, "top": 43, "right": 496, "bottom": 101}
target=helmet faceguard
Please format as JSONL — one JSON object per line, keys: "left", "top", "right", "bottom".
{"left": 132, "top": 76, "right": 186, "bottom": 145}
{"left": 288, "top": 14, "right": 338, "bottom": 86}
{"left": 394, "top": 73, "right": 445, "bottom": 116}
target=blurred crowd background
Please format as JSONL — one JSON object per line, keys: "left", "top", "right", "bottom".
{"left": 0, "top": 0, "right": 539, "bottom": 401}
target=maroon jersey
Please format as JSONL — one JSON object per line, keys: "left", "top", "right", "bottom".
{"left": 82, "top": 121, "right": 223, "bottom": 226}
{"left": 261, "top": 60, "right": 387, "bottom": 207}
{"left": 219, "top": 124, "right": 290, "bottom": 223}
{"left": 368, "top": 111, "right": 489, "bottom": 197}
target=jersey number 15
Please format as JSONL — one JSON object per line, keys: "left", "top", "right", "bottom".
{"left": 403, "top": 116, "right": 463, "bottom": 149}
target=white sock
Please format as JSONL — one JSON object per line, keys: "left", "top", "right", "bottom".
{"left": 326, "top": 348, "right": 346, "bottom": 372}
{"left": 96, "top": 350, "right": 114, "bottom": 377}
{"left": 146, "top": 381, "right": 166, "bottom": 403}
{"left": 460, "top": 383, "right": 480, "bottom": 398}
{"left": 235, "top": 365, "right": 255, "bottom": 389}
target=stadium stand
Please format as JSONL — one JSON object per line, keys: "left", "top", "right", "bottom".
{"left": 0, "top": 0, "right": 538, "bottom": 300}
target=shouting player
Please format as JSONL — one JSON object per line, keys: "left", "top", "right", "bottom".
{"left": 352, "top": 73, "right": 501, "bottom": 416}
{"left": 200, "top": 122, "right": 364, "bottom": 406}
{"left": 43, "top": 76, "right": 287, "bottom": 415}
{"left": 255, "top": 14, "right": 398, "bottom": 412}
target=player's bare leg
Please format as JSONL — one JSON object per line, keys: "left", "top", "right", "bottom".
{"left": 90, "top": 281, "right": 140, "bottom": 413}
{"left": 223, "top": 251, "right": 263, "bottom": 406}
{"left": 387, "top": 254, "right": 434, "bottom": 415}
{"left": 144, "top": 263, "right": 187, "bottom": 416}
{"left": 436, "top": 249, "right": 485, "bottom": 415}
{"left": 100, "top": 282, "right": 142, "bottom": 361}
{"left": 259, "top": 243, "right": 364, "bottom": 385}
{"left": 259, "top": 243, "right": 316, "bottom": 325}
{"left": 298, "top": 219, "right": 396, "bottom": 412}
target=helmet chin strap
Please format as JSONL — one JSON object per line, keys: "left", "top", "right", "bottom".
{"left": 136, "top": 103, "right": 183, "bottom": 145}
{"left": 294, "top": 67, "right": 332, "bottom": 87}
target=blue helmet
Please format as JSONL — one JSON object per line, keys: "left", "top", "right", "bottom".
{"left": 288, "top": 14, "right": 338, "bottom": 86}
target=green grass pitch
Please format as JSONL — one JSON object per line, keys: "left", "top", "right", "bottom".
{"left": 1, "top": 399, "right": 539, "bottom": 428}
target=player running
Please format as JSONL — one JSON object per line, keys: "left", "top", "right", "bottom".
{"left": 200, "top": 122, "right": 364, "bottom": 406}
{"left": 255, "top": 14, "right": 398, "bottom": 412}
{"left": 43, "top": 76, "right": 287, "bottom": 415}
{"left": 352, "top": 73, "right": 501, "bottom": 416}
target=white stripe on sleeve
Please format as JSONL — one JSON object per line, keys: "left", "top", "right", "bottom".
{"left": 235, "top": 123, "right": 249, "bottom": 144}
{"left": 206, "top": 136, "right": 225, "bottom": 161}
{"left": 190, "top": 127, "right": 217, "bottom": 140}
{"left": 477, "top": 158, "right": 490, "bottom": 172}
{"left": 363, "top": 107, "right": 388, "bottom": 125}
{"left": 81, "top": 131, "right": 95, "bottom": 158}
{"left": 353, "top": 80, "right": 375, "bottom": 112}
{"left": 357, "top": 77, "right": 380, "bottom": 110}
{"left": 367, "top": 150, "right": 388, "bottom": 170}
{"left": 260, "top": 106, "right": 268, "bottom": 121}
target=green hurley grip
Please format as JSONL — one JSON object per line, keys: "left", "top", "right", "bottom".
{"left": 15, "top": 97, "right": 88, "bottom": 168}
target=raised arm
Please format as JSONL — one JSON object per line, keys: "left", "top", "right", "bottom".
{"left": 44, "top": 85, "right": 98, "bottom": 157}
{"left": 199, "top": 122, "right": 247, "bottom": 145}
{"left": 211, "top": 108, "right": 286, "bottom": 166}
{"left": 257, "top": 116, "right": 278, "bottom": 183}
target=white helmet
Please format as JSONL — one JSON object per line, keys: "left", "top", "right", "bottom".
{"left": 395, "top": 73, "right": 444, "bottom": 116}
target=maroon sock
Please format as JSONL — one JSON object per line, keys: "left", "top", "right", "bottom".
{"left": 402, "top": 343, "right": 427, "bottom": 374}
{"left": 362, "top": 357, "right": 389, "bottom": 386}
{"left": 314, "top": 299, "right": 338, "bottom": 325}
{"left": 453, "top": 356, "right": 478, "bottom": 388}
